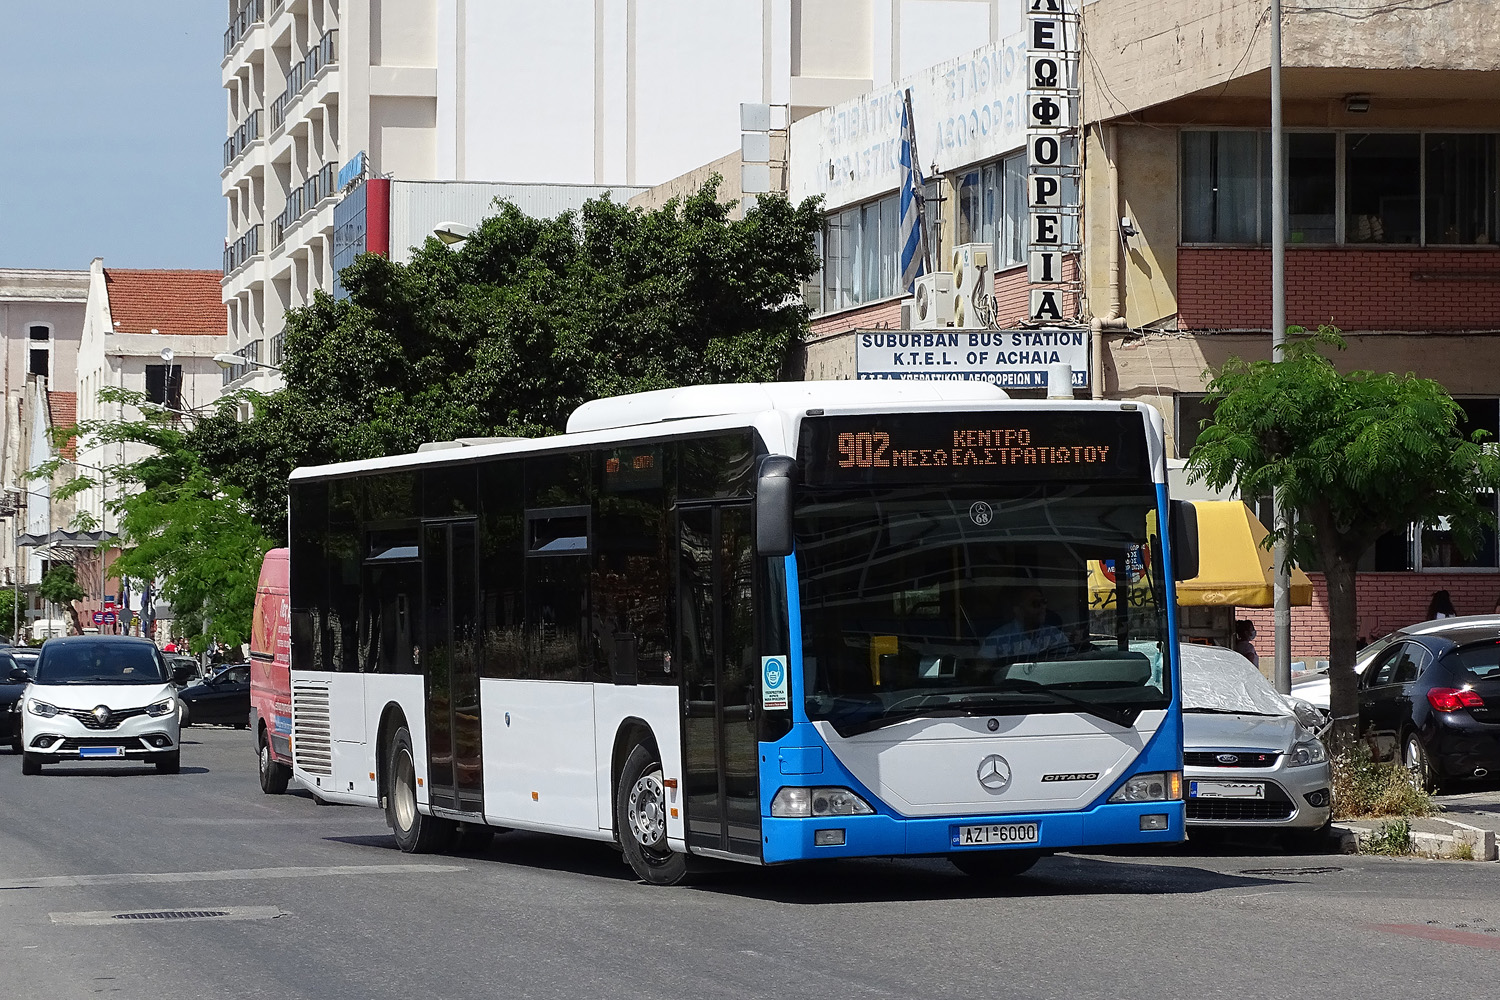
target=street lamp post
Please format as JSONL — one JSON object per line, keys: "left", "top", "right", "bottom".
{"left": 212, "top": 352, "right": 284, "bottom": 374}
{"left": 1270, "top": 0, "right": 1292, "bottom": 695}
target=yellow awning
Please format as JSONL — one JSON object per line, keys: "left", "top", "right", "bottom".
{"left": 1177, "top": 501, "right": 1313, "bottom": 608}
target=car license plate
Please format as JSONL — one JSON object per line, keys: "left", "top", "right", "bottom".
{"left": 954, "top": 823, "right": 1041, "bottom": 847}
{"left": 1190, "top": 780, "right": 1264, "bottom": 799}
{"left": 79, "top": 746, "right": 124, "bottom": 758}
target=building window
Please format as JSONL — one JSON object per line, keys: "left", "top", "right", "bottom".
{"left": 145, "top": 364, "right": 183, "bottom": 410}
{"left": 819, "top": 192, "right": 900, "bottom": 312}
{"left": 28, "top": 325, "right": 50, "bottom": 378}
{"left": 1182, "top": 131, "right": 1500, "bottom": 246}
{"left": 1346, "top": 133, "right": 1421, "bottom": 244}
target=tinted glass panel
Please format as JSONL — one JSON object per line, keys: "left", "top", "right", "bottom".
{"left": 679, "top": 434, "right": 755, "bottom": 500}
{"left": 526, "top": 559, "right": 587, "bottom": 681}
{"left": 424, "top": 464, "right": 477, "bottom": 518}
{"left": 327, "top": 479, "right": 362, "bottom": 672}
{"left": 289, "top": 481, "right": 328, "bottom": 671}
{"left": 1447, "top": 644, "right": 1500, "bottom": 681}
{"left": 478, "top": 460, "right": 526, "bottom": 679}
{"left": 366, "top": 472, "right": 419, "bottom": 522}
{"left": 1346, "top": 133, "right": 1421, "bottom": 244}
{"left": 594, "top": 450, "right": 672, "bottom": 685}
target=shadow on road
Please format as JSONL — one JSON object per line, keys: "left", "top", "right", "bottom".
{"left": 678, "top": 853, "right": 1294, "bottom": 903}
{"left": 21, "top": 765, "right": 211, "bottom": 776}
{"left": 319, "top": 825, "right": 1295, "bottom": 901}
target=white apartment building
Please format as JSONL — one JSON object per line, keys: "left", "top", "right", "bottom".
{"left": 219, "top": 0, "right": 1013, "bottom": 395}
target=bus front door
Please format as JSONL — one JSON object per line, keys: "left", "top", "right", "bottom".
{"left": 422, "top": 520, "right": 484, "bottom": 816}
{"left": 678, "top": 505, "right": 762, "bottom": 860}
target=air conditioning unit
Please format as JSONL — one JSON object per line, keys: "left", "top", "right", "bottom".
{"left": 951, "top": 243, "right": 991, "bottom": 329}
{"left": 910, "top": 272, "right": 955, "bottom": 329}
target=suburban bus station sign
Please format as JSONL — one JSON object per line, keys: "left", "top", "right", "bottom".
{"left": 855, "top": 328, "right": 1090, "bottom": 388}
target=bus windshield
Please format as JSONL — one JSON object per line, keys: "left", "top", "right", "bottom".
{"left": 795, "top": 484, "right": 1169, "bottom": 736}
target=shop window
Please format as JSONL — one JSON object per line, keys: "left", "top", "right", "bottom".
{"left": 1346, "top": 133, "right": 1421, "bottom": 244}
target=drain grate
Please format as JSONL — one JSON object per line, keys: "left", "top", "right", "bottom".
{"left": 1240, "top": 866, "right": 1344, "bottom": 876}
{"left": 51, "top": 906, "right": 283, "bottom": 926}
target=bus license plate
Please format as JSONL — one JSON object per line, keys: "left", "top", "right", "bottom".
{"left": 1190, "top": 780, "right": 1264, "bottom": 799}
{"left": 79, "top": 746, "right": 124, "bottom": 758}
{"left": 955, "top": 823, "right": 1040, "bottom": 847}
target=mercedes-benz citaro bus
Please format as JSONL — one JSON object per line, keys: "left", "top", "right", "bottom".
{"left": 285, "top": 381, "right": 1198, "bottom": 885}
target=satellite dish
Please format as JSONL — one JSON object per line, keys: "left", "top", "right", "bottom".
{"left": 160, "top": 347, "right": 175, "bottom": 363}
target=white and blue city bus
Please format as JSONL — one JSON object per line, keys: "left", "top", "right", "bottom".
{"left": 286, "top": 381, "right": 1197, "bottom": 884}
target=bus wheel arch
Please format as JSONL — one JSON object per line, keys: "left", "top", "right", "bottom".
{"left": 375, "top": 703, "right": 408, "bottom": 810}
{"left": 612, "top": 724, "right": 687, "bottom": 885}
{"left": 610, "top": 719, "right": 658, "bottom": 841}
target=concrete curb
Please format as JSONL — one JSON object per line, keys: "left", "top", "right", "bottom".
{"left": 1334, "top": 818, "right": 1498, "bottom": 861}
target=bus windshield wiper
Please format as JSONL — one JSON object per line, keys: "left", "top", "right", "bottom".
{"left": 964, "top": 680, "right": 1142, "bottom": 728}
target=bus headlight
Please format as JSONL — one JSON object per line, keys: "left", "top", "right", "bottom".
{"left": 1108, "top": 771, "right": 1182, "bottom": 803}
{"left": 771, "top": 786, "right": 875, "bottom": 818}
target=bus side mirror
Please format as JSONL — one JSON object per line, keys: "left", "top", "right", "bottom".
{"left": 1169, "top": 499, "right": 1200, "bottom": 583}
{"left": 756, "top": 455, "right": 797, "bottom": 557}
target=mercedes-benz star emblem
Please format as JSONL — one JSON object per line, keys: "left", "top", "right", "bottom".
{"left": 977, "top": 754, "right": 1012, "bottom": 793}
{"left": 92, "top": 705, "right": 111, "bottom": 725}
{"left": 969, "top": 501, "right": 994, "bottom": 526}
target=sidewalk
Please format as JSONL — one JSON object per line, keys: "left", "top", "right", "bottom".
{"left": 1334, "top": 781, "right": 1500, "bottom": 860}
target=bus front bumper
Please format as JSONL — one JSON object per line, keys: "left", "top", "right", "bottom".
{"left": 760, "top": 801, "right": 1184, "bottom": 864}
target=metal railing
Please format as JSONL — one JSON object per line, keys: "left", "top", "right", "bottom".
{"left": 270, "top": 29, "right": 337, "bottom": 131}
{"left": 223, "top": 109, "right": 262, "bottom": 167}
{"left": 272, "top": 162, "right": 337, "bottom": 246}
{"left": 223, "top": 224, "right": 263, "bottom": 275}
{"left": 222, "top": 339, "right": 262, "bottom": 386}
{"left": 269, "top": 332, "right": 284, "bottom": 368}
{"left": 223, "top": 0, "right": 264, "bottom": 56}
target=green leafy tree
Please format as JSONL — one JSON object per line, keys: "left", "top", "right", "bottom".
{"left": 1186, "top": 328, "right": 1500, "bottom": 742}
{"left": 0, "top": 588, "right": 18, "bottom": 642}
{"left": 37, "top": 563, "right": 86, "bottom": 637}
{"left": 194, "top": 180, "right": 823, "bottom": 542}
{"left": 38, "top": 388, "right": 273, "bottom": 654}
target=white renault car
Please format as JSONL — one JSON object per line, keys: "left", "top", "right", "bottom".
{"left": 19, "top": 636, "right": 187, "bottom": 775}
{"left": 1180, "top": 644, "right": 1332, "bottom": 847}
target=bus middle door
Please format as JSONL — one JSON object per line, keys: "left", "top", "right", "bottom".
{"left": 678, "top": 504, "right": 762, "bottom": 860}
{"left": 422, "top": 519, "right": 484, "bottom": 817}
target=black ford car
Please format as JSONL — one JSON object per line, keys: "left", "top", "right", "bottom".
{"left": 1358, "top": 621, "right": 1500, "bottom": 790}
{"left": 1, "top": 649, "right": 29, "bottom": 752}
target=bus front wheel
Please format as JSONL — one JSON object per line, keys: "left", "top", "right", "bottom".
{"left": 616, "top": 743, "right": 687, "bottom": 886}
{"left": 386, "top": 725, "right": 454, "bottom": 853}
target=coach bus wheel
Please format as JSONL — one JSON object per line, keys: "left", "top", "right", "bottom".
{"left": 616, "top": 743, "right": 687, "bottom": 886}
{"left": 258, "top": 731, "right": 290, "bottom": 795}
{"left": 386, "top": 725, "right": 454, "bottom": 853}
{"left": 950, "top": 850, "right": 1044, "bottom": 882}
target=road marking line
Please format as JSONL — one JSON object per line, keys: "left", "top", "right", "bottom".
{"left": 0, "top": 864, "right": 466, "bottom": 890}
{"left": 1369, "top": 923, "right": 1500, "bottom": 951}
{"left": 51, "top": 906, "right": 285, "bottom": 926}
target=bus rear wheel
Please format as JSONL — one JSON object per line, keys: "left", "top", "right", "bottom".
{"left": 386, "top": 725, "right": 454, "bottom": 853}
{"left": 616, "top": 743, "right": 687, "bottom": 886}
{"left": 951, "top": 850, "right": 1044, "bottom": 882}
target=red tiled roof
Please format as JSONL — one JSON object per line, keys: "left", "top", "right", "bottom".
{"left": 103, "top": 268, "right": 226, "bottom": 336}
{"left": 48, "top": 391, "right": 77, "bottom": 460}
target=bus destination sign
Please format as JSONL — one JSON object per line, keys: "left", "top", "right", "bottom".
{"left": 799, "top": 411, "right": 1149, "bottom": 485}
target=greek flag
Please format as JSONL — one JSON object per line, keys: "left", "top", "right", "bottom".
{"left": 898, "top": 89, "right": 928, "bottom": 294}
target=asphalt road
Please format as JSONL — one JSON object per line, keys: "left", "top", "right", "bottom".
{"left": 2, "top": 729, "right": 1499, "bottom": 1000}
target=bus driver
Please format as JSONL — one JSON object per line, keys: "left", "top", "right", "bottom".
{"left": 980, "top": 586, "right": 1072, "bottom": 662}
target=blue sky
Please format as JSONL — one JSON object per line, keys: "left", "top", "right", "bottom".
{"left": 0, "top": 2, "right": 224, "bottom": 270}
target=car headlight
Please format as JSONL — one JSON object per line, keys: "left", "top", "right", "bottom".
{"left": 1289, "top": 739, "right": 1327, "bottom": 767}
{"left": 27, "top": 698, "right": 58, "bottom": 718}
{"left": 146, "top": 699, "right": 176, "bottom": 718}
{"left": 771, "top": 786, "right": 876, "bottom": 818}
{"left": 1108, "top": 771, "right": 1183, "bottom": 803}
